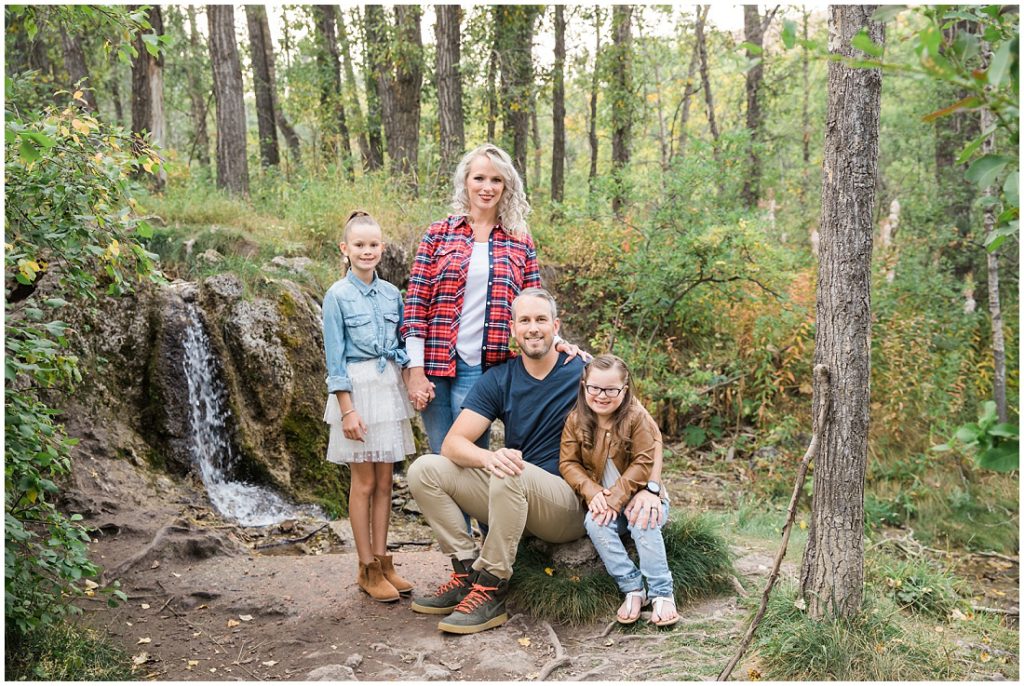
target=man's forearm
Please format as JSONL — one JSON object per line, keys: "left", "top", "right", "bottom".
{"left": 441, "top": 434, "right": 491, "bottom": 469}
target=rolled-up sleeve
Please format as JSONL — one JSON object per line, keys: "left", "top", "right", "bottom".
{"left": 322, "top": 288, "right": 352, "bottom": 393}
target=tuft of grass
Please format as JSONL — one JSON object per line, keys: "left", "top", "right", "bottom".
{"left": 5, "top": 621, "right": 135, "bottom": 681}
{"left": 865, "top": 551, "right": 965, "bottom": 618}
{"left": 509, "top": 512, "right": 734, "bottom": 626}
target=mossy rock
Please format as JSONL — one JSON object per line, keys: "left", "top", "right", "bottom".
{"left": 283, "top": 411, "right": 349, "bottom": 518}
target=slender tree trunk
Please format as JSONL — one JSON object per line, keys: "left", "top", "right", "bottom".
{"left": 742, "top": 5, "right": 772, "bottom": 208}
{"left": 108, "top": 49, "right": 125, "bottom": 125}
{"left": 639, "top": 18, "right": 669, "bottom": 172}
{"left": 314, "top": 5, "right": 353, "bottom": 177}
{"left": 186, "top": 6, "right": 210, "bottom": 167}
{"left": 672, "top": 5, "right": 707, "bottom": 163}
{"left": 338, "top": 9, "right": 370, "bottom": 170}
{"left": 696, "top": 5, "right": 719, "bottom": 150}
{"left": 588, "top": 7, "right": 602, "bottom": 191}
{"left": 551, "top": 4, "right": 566, "bottom": 204}
{"left": 207, "top": 5, "right": 250, "bottom": 196}
{"left": 131, "top": 5, "right": 166, "bottom": 188}
{"left": 486, "top": 20, "right": 498, "bottom": 142}
{"left": 245, "top": 5, "right": 280, "bottom": 167}
{"left": 610, "top": 5, "right": 633, "bottom": 217}
{"left": 60, "top": 27, "right": 97, "bottom": 111}
{"left": 435, "top": 5, "right": 465, "bottom": 184}
{"left": 260, "top": 7, "right": 300, "bottom": 165}
{"left": 388, "top": 6, "right": 424, "bottom": 189}
{"left": 531, "top": 96, "right": 541, "bottom": 191}
{"left": 366, "top": 5, "right": 392, "bottom": 172}
{"left": 800, "top": 8, "right": 810, "bottom": 212}
{"left": 361, "top": 6, "right": 385, "bottom": 171}
{"left": 495, "top": 5, "right": 540, "bottom": 193}
{"left": 799, "top": 5, "right": 884, "bottom": 620}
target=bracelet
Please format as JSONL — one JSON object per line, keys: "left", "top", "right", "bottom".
{"left": 341, "top": 408, "right": 356, "bottom": 418}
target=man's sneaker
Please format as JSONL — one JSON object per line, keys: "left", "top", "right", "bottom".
{"left": 410, "top": 558, "right": 476, "bottom": 615}
{"left": 437, "top": 569, "right": 509, "bottom": 634}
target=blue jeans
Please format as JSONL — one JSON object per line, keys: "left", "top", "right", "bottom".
{"left": 584, "top": 502, "right": 674, "bottom": 598}
{"left": 420, "top": 356, "right": 489, "bottom": 452}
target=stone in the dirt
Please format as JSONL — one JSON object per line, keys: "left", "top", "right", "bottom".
{"left": 306, "top": 664, "right": 358, "bottom": 681}
{"left": 549, "top": 536, "right": 600, "bottom": 568}
{"left": 270, "top": 256, "right": 314, "bottom": 276}
{"left": 344, "top": 654, "right": 363, "bottom": 669}
{"left": 402, "top": 499, "right": 422, "bottom": 515}
{"left": 422, "top": 665, "right": 450, "bottom": 681}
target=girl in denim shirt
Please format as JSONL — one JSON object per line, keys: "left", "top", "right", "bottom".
{"left": 323, "top": 211, "right": 417, "bottom": 603}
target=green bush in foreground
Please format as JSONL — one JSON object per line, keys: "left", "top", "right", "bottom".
{"left": 510, "top": 512, "right": 734, "bottom": 626}
{"left": 5, "top": 621, "right": 135, "bottom": 681}
{"left": 865, "top": 552, "right": 965, "bottom": 618}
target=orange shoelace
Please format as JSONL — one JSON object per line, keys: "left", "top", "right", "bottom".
{"left": 433, "top": 570, "right": 468, "bottom": 596}
{"left": 454, "top": 582, "right": 498, "bottom": 613}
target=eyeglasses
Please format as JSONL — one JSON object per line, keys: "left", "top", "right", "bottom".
{"left": 584, "top": 384, "right": 626, "bottom": 398}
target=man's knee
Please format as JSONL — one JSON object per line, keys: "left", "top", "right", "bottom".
{"left": 487, "top": 471, "right": 525, "bottom": 500}
{"left": 407, "top": 453, "right": 450, "bottom": 495}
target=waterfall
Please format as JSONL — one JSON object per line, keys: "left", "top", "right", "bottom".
{"left": 182, "top": 304, "right": 322, "bottom": 527}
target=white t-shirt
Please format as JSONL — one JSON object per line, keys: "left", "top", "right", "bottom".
{"left": 455, "top": 242, "right": 490, "bottom": 367}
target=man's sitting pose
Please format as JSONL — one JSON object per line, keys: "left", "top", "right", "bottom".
{"left": 407, "top": 287, "right": 588, "bottom": 634}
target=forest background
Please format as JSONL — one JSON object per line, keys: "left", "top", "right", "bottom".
{"left": 4, "top": 3, "right": 1019, "bottom": 680}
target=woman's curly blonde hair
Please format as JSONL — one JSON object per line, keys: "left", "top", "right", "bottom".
{"left": 450, "top": 143, "right": 531, "bottom": 237}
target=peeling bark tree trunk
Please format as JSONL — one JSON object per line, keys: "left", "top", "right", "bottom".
{"left": 798, "top": 4, "right": 884, "bottom": 620}
{"left": 131, "top": 5, "right": 166, "bottom": 188}
{"left": 435, "top": 5, "right": 465, "bottom": 184}
{"left": 61, "top": 27, "right": 98, "bottom": 111}
{"left": 361, "top": 5, "right": 385, "bottom": 172}
{"left": 695, "top": 5, "right": 719, "bottom": 152}
{"left": 551, "top": 4, "right": 566, "bottom": 204}
{"left": 186, "top": 6, "right": 210, "bottom": 167}
{"left": 245, "top": 5, "right": 280, "bottom": 167}
{"left": 610, "top": 5, "right": 633, "bottom": 218}
{"left": 207, "top": 5, "right": 250, "bottom": 196}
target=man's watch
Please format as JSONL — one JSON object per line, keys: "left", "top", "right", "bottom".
{"left": 644, "top": 481, "right": 661, "bottom": 496}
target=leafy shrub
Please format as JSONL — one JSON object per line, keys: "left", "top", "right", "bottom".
{"left": 4, "top": 621, "right": 134, "bottom": 681}
{"left": 865, "top": 553, "right": 964, "bottom": 618}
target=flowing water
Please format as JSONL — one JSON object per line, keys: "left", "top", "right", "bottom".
{"left": 182, "top": 304, "right": 323, "bottom": 527}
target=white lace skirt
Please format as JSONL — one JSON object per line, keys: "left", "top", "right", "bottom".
{"left": 323, "top": 359, "right": 416, "bottom": 464}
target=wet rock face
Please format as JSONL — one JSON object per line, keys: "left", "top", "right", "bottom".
{"left": 222, "top": 297, "right": 294, "bottom": 424}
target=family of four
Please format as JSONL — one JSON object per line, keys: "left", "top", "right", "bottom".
{"left": 321, "top": 144, "right": 678, "bottom": 635}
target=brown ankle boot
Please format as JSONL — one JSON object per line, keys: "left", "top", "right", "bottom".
{"left": 357, "top": 559, "right": 400, "bottom": 602}
{"left": 375, "top": 554, "right": 414, "bottom": 595}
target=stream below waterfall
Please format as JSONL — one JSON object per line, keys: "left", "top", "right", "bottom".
{"left": 182, "top": 304, "right": 323, "bottom": 527}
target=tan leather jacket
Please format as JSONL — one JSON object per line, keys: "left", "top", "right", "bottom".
{"left": 559, "top": 400, "right": 665, "bottom": 513}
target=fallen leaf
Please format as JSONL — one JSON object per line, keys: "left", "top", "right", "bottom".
{"left": 518, "top": 637, "right": 531, "bottom": 647}
{"left": 239, "top": 614, "right": 254, "bottom": 622}
{"left": 192, "top": 632, "right": 202, "bottom": 638}
{"left": 186, "top": 660, "right": 199, "bottom": 670}
{"left": 132, "top": 652, "right": 150, "bottom": 666}
{"left": 126, "top": 622, "right": 133, "bottom": 627}
{"left": 603, "top": 639, "right": 614, "bottom": 647}
{"left": 196, "top": 604, "right": 208, "bottom": 610}
{"left": 799, "top": 520, "right": 808, "bottom": 530}
{"left": 331, "top": 645, "right": 337, "bottom": 650}
{"left": 794, "top": 597, "right": 807, "bottom": 611}
{"left": 171, "top": 572, "right": 181, "bottom": 578}
{"left": 570, "top": 575, "right": 581, "bottom": 582}
{"left": 980, "top": 652, "right": 992, "bottom": 663}
{"left": 84, "top": 579, "right": 100, "bottom": 590}
{"left": 874, "top": 643, "right": 886, "bottom": 654}
{"left": 748, "top": 668, "right": 762, "bottom": 680}
{"left": 210, "top": 668, "right": 217, "bottom": 673}
{"left": 934, "top": 626, "right": 944, "bottom": 633}
{"left": 141, "top": 603, "right": 150, "bottom": 610}
{"left": 526, "top": 673, "right": 539, "bottom": 680}
{"left": 227, "top": 619, "right": 240, "bottom": 628}
{"left": 262, "top": 660, "right": 279, "bottom": 667}
{"left": 950, "top": 608, "right": 967, "bottom": 621}
{"left": 84, "top": 589, "right": 96, "bottom": 597}
{"left": 137, "top": 637, "right": 151, "bottom": 644}
{"left": 544, "top": 567, "right": 554, "bottom": 576}
{"left": 73, "top": 90, "right": 84, "bottom": 101}
{"left": 149, "top": 561, "right": 160, "bottom": 569}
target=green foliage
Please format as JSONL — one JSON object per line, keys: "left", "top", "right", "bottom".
{"left": 5, "top": 83, "right": 159, "bottom": 634}
{"left": 866, "top": 551, "right": 965, "bottom": 619}
{"left": 509, "top": 512, "right": 733, "bottom": 626}
{"left": 5, "top": 620, "right": 135, "bottom": 681}
{"left": 934, "top": 401, "right": 1019, "bottom": 472}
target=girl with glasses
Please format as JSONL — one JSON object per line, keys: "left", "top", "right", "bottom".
{"left": 559, "top": 354, "right": 678, "bottom": 626}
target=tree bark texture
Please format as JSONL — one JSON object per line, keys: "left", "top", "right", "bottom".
{"left": 260, "top": 7, "right": 301, "bottom": 165}
{"left": 245, "top": 5, "right": 280, "bottom": 167}
{"left": 131, "top": 5, "right": 166, "bottom": 187}
{"left": 495, "top": 5, "right": 540, "bottom": 193}
{"left": 387, "top": 5, "right": 424, "bottom": 188}
{"left": 696, "top": 5, "right": 719, "bottom": 148}
{"left": 801, "top": 9, "right": 811, "bottom": 212}
{"left": 486, "top": 29, "right": 499, "bottom": 142}
{"left": 361, "top": 6, "right": 385, "bottom": 171}
{"left": 207, "top": 5, "right": 250, "bottom": 196}
{"left": 798, "top": 4, "right": 884, "bottom": 620}
{"left": 551, "top": 4, "right": 566, "bottom": 203}
{"left": 742, "top": 5, "right": 767, "bottom": 208}
{"left": 337, "top": 10, "right": 371, "bottom": 170}
{"left": 109, "top": 49, "right": 125, "bottom": 125}
{"left": 588, "top": 8, "right": 602, "bottom": 190}
{"left": 610, "top": 5, "right": 633, "bottom": 217}
{"left": 60, "top": 27, "right": 98, "bottom": 111}
{"left": 673, "top": 5, "right": 707, "bottom": 163}
{"left": 313, "top": 5, "right": 353, "bottom": 176}
{"left": 186, "top": 6, "right": 210, "bottom": 167}
{"left": 435, "top": 5, "right": 465, "bottom": 184}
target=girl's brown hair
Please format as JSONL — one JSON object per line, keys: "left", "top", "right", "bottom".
{"left": 574, "top": 354, "right": 634, "bottom": 449}
{"left": 342, "top": 209, "right": 380, "bottom": 241}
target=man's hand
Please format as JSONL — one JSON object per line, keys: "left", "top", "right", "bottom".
{"left": 482, "top": 447, "right": 525, "bottom": 478}
{"left": 404, "top": 367, "right": 435, "bottom": 411}
{"left": 625, "top": 489, "right": 663, "bottom": 530}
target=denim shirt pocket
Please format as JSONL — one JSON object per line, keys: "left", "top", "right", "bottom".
{"left": 382, "top": 295, "right": 401, "bottom": 349}
{"left": 344, "top": 312, "right": 376, "bottom": 350}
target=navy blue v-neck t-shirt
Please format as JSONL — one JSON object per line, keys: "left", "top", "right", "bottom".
{"left": 462, "top": 352, "right": 586, "bottom": 476}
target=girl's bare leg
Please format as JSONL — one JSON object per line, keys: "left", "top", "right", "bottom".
{"left": 349, "top": 462, "right": 376, "bottom": 564}
{"left": 370, "top": 462, "right": 395, "bottom": 556}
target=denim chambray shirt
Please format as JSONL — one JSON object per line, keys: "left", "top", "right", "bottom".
{"left": 322, "top": 271, "right": 410, "bottom": 394}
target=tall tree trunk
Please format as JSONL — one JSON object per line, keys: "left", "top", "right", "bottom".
{"left": 486, "top": 21, "right": 499, "bottom": 142}
{"left": 610, "top": 5, "right": 633, "bottom": 218}
{"left": 531, "top": 95, "right": 541, "bottom": 191}
{"left": 260, "top": 7, "right": 301, "bottom": 165}
{"left": 495, "top": 5, "right": 540, "bottom": 193}
{"left": 245, "top": 5, "right": 280, "bottom": 167}
{"left": 313, "top": 5, "right": 353, "bottom": 177}
{"left": 207, "top": 5, "right": 250, "bottom": 196}
{"left": 742, "top": 5, "right": 776, "bottom": 208}
{"left": 388, "top": 6, "right": 424, "bottom": 189}
{"left": 696, "top": 5, "right": 719, "bottom": 150}
{"left": 108, "top": 49, "right": 125, "bottom": 125}
{"left": 588, "top": 7, "right": 602, "bottom": 192}
{"left": 337, "top": 9, "right": 370, "bottom": 170}
{"left": 799, "top": 5, "right": 884, "bottom": 620}
{"left": 672, "top": 5, "right": 707, "bottom": 163}
{"left": 131, "top": 5, "right": 166, "bottom": 188}
{"left": 364, "top": 5, "right": 390, "bottom": 172}
{"left": 60, "top": 27, "right": 97, "bottom": 111}
{"left": 186, "top": 6, "right": 210, "bottom": 167}
{"left": 435, "top": 5, "right": 465, "bottom": 184}
{"left": 551, "top": 4, "right": 566, "bottom": 204}
{"left": 800, "top": 8, "right": 810, "bottom": 213}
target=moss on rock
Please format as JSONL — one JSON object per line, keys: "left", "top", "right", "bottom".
{"left": 283, "top": 411, "right": 349, "bottom": 518}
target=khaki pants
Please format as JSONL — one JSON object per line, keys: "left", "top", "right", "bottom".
{"left": 407, "top": 454, "right": 587, "bottom": 579}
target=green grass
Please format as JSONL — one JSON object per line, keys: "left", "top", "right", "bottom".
{"left": 865, "top": 550, "right": 966, "bottom": 618}
{"left": 509, "top": 512, "right": 734, "bottom": 626}
{"left": 5, "top": 621, "right": 135, "bottom": 681}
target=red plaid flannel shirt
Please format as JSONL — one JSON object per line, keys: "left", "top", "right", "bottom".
{"left": 400, "top": 215, "right": 541, "bottom": 377}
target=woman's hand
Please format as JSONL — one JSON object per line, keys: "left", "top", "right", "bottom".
{"left": 588, "top": 488, "right": 617, "bottom": 526}
{"left": 342, "top": 410, "right": 368, "bottom": 442}
{"left": 554, "top": 338, "right": 593, "bottom": 364}
{"left": 404, "top": 367, "right": 436, "bottom": 411}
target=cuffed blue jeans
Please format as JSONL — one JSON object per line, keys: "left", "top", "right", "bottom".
{"left": 584, "top": 502, "right": 674, "bottom": 598}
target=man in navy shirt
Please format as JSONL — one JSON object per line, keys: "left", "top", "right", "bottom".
{"left": 407, "top": 288, "right": 589, "bottom": 633}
